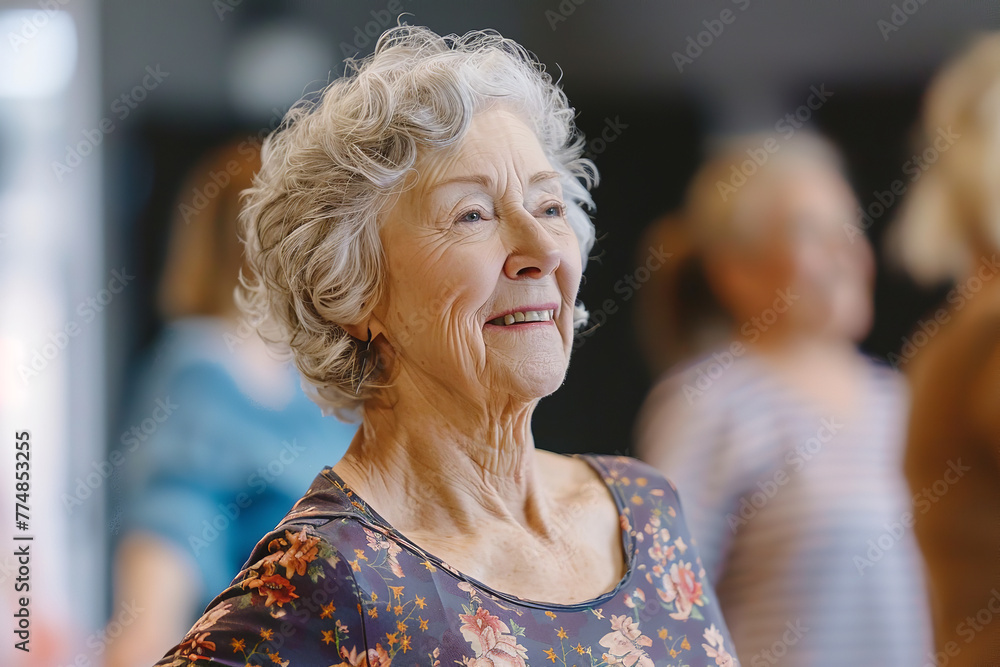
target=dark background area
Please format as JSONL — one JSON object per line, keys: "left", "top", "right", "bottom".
{"left": 102, "top": 1, "right": 996, "bottom": 458}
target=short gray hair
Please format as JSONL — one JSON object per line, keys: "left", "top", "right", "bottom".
{"left": 236, "top": 25, "right": 598, "bottom": 420}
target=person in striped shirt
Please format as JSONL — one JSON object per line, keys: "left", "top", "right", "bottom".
{"left": 636, "top": 134, "right": 932, "bottom": 665}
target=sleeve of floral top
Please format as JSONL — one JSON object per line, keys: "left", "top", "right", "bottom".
{"left": 155, "top": 524, "right": 368, "bottom": 667}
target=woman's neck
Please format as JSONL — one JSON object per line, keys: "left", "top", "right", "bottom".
{"left": 749, "top": 330, "right": 857, "bottom": 360}
{"left": 333, "top": 379, "right": 550, "bottom": 537}
{"left": 744, "top": 332, "right": 867, "bottom": 418}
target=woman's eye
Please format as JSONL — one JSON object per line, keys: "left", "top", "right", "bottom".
{"left": 543, "top": 203, "right": 564, "bottom": 217}
{"left": 457, "top": 210, "right": 482, "bottom": 223}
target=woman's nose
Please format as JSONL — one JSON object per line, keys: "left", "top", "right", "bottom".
{"left": 502, "top": 208, "right": 561, "bottom": 280}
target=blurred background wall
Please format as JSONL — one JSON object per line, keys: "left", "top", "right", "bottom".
{"left": 0, "top": 0, "right": 997, "bottom": 664}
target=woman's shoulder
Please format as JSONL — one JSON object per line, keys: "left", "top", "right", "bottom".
{"left": 579, "top": 453, "right": 681, "bottom": 497}
{"left": 155, "top": 519, "right": 369, "bottom": 666}
{"left": 577, "top": 454, "right": 699, "bottom": 537}
{"left": 154, "top": 470, "right": 397, "bottom": 667}
{"left": 220, "top": 470, "right": 383, "bottom": 597}
{"left": 270, "top": 467, "right": 384, "bottom": 533}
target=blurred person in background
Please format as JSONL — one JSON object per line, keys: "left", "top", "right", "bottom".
{"left": 889, "top": 33, "right": 1000, "bottom": 665}
{"left": 105, "top": 140, "right": 356, "bottom": 667}
{"left": 635, "top": 134, "right": 932, "bottom": 664}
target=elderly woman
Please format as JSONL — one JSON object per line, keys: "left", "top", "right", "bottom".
{"left": 156, "top": 26, "right": 735, "bottom": 667}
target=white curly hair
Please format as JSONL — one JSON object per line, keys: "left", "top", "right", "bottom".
{"left": 236, "top": 25, "right": 598, "bottom": 420}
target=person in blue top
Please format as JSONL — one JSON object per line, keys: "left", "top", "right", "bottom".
{"left": 106, "top": 142, "right": 355, "bottom": 667}
{"left": 156, "top": 26, "right": 737, "bottom": 667}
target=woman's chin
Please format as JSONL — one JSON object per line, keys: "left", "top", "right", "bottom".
{"left": 496, "top": 360, "right": 569, "bottom": 401}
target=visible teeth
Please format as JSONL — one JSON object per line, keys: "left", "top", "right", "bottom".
{"left": 489, "top": 309, "right": 555, "bottom": 326}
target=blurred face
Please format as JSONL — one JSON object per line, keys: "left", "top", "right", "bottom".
{"left": 779, "top": 167, "right": 874, "bottom": 341}
{"left": 371, "top": 108, "right": 583, "bottom": 406}
{"left": 723, "top": 164, "right": 874, "bottom": 342}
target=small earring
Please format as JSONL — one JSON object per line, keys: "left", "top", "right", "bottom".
{"left": 354, "top": 328, "right": 376, "bottom": 396}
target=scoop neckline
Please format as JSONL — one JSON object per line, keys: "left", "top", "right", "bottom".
{"left": 319, "top": 452, "right": 636, "bottom": 611}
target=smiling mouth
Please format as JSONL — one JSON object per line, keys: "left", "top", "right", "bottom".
{"left": 487, "top": 309, "right": 555, "bottom": 327}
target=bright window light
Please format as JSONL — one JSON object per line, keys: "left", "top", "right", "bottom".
{"left": 0, "top": 9, "right": 77, "bottom": 99}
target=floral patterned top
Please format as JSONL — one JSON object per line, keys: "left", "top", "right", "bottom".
{"left": 155, "top": 454, "right": 738, "bottom": 667}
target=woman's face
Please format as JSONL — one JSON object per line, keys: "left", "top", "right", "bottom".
{"left": 743, "top": 165, "right": 875, "bottom": 342}
{"left": 782, "top": 168, "right": 874, "bottom": 342}
{"left": 370, "top": 108, "right": 583, "bottom": 406}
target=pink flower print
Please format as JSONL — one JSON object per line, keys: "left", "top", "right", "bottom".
{"left": 659, "top": 561, "right": 704, "bottom": 620}
{"left": 624, "top": 587, "right": 646, "bottom": 609}
{"left": 363, "top": 528, "right": 405, "bottom": 578}
{"left": 599, "top": 615, "right": 654, "bottom": 667}
{"left": 648, "top": 540, "right": 675, "bottom": 564}
{"left": 702, "top": 624, "right": 735, "bottom": 667}
{"left": 458, "top": 607, "right": 528, "bottom": 667}
{"left": 339, "top": 642, "right": 392, "bottom": 667}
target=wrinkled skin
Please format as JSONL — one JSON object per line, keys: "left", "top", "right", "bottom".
{"left": 334, "top": 108, "right": 624, "bottom": 605}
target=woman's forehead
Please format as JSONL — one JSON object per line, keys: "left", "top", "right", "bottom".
{"left": 415, "top": 109, "right": 554, "bottom": 191}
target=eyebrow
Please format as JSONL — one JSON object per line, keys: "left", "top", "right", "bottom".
{"left": 528, "top": 170, "right": 561, "bottom": 185}
{"left": 428, "top": 170, "right": 562, "bottom": 192}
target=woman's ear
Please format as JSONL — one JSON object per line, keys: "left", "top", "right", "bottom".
{"left": 341, "top": 321, "right": 368, "bottom": 341}
{"left": 342, "top": 311, "right": 388, "bottom": 344}
{"left": 345, "top": 312, "right": 396, "bottom": 390}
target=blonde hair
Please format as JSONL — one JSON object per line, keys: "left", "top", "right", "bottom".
{"left": 236, "top": 26, "right": 598, "bottom": 420}
{"left": 891, "top": 33, "right": 1000, "bottom": 284}
{"left": 683, "top": 132, "right": 846, "bottom": 251}
{"left": 159, "top": 141, "right": 261, "bottom": 319}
